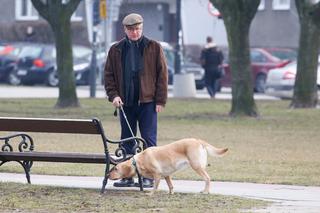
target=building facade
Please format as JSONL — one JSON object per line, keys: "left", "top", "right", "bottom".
{"left": 0, "top": 0, "right": 300, "bottom": 49}
{"left": 0, "top": 0, "right": 88, "bottom": 45}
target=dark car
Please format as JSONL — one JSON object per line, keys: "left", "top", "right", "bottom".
{"left": 10, "top": 43, "right": 93, "bottom": 86}
{"left": 0, "top": 43, "right": 23, "bottom": 83}
{"left": 219, "top": 48, "right": 290, "bottom": 93}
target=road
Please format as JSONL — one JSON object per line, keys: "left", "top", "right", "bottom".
{"left": 0, "top": 85, "right": 279, "bottom": 100}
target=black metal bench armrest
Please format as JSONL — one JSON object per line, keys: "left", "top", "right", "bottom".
{"left": 0, "top": 133, "right": 34, "bottom": 152}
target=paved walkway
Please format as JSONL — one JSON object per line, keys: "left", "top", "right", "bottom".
{"left": 0, "top": 85, "right": 279, "bottom": 100}
{"left": 1, "top": 172, "right": 320, "bottom": 212}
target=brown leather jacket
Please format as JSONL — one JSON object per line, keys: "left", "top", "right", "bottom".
{"left": 104, "top": 37, "right": 168, "bottom": 106}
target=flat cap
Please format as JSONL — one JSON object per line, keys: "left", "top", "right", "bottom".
{"left": 122, "top": 13, "right": 143, "bottom": 26}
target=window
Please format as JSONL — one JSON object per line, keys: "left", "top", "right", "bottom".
{"left": 258, "top": 0, "right": 265, "bottom": 10}
{"left": 71, "top": 9, "right": 83, "bottom": 22}
{"left": 71, "top": 3, "right": 84, "bottom": 22}
{"left": 19, "top": 46, "right": 42, "bottom": 58}
{"left": 15, "top": 0, "right": 39, "bottom": 20}
{"left": 272, "top": 0, "right": 291, "bottom": 10}
{"left": 251, "top": 51, "right": 267, "bottom": 63}
{"left": 15, "top": 0, "right": 83, "bottom": 22}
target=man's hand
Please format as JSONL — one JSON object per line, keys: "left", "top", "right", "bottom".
{"left": 112, "top": 96, "right": 123, "bottom": 107}
{"left": 156, "top": 105, "right": 164, "bottom": 113}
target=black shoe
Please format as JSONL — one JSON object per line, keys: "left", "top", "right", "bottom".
{"left": 113, "top": 178, "right": 135, "bottom": 187}
{"left": 135, "top": 178, "right": 154, "bottom": 188}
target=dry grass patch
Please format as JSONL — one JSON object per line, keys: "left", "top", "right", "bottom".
{"left": 0, "top": 182, "right": 268, "bottom": 213}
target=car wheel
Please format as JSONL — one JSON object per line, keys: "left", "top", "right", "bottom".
{"left": 196, "top": 84, "right": 205, "bottom": 90}
{"left": 7, "top": 70, "right": 21, "bottom": 86}
{"left": 46, "top": 70, "right": 59, "bottom": 87}
{"left": 254, "top": 74, "right": 266, "bottom": 93}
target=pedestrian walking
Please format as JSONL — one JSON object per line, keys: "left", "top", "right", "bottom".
{"left": 200, "top": 36, "right": 224, "bottom": 98}
{"left": 104, "top": 13, "right": 168, "bottom": 188}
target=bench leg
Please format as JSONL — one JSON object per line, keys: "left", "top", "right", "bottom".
{"left": 101, "top": 161, "right": 110, "bottom": 194}
{"left": 0, "top": 160, "right": 33, "bottom": 184}
{"left": 21, "top": 161, "right": 32, "bottom": 184}
{"left": 101, "top": 177, "right": 108, "bottom": 194}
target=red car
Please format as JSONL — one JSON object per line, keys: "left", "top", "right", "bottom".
{"left": 0, "top": 44, "right": 14, "bottom": 55}
{"left": 262, "top": 47, "right": 297, "bottom": 61}
{"left": 219, "top": 48, "right": 291, "bottom": 93}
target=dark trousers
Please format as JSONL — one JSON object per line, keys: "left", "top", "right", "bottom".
{"left": 120, "top": 102, "right": 157, "bottom": 154}
{"left": 205, "top": 68, "right": 218, "bottom": 97}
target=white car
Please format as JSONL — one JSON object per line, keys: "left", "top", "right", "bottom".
{"left": 265, "top": 60, "right": 320, "bottom": 99}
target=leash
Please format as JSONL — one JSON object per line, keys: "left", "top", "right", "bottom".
{"left": 131, "top": 156, "right": 143, "bottom": 191}
{"left": 113, "top": 105, "right": 136, "bottom": 144}
{"left": 114, "top": 105, "right": 144, "bottom": 191}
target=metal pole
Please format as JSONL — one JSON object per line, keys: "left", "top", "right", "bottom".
{"left": 174, "top": 0, "right": 182, "bottom": 74}
{"left": 90, "top": 27, "right": 97, "bottom": 98}
{"left": 106, "top": 0, "right": 113, "bottom": 52}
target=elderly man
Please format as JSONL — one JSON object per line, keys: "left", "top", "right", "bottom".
{"left": 104, "top": 13, "right": 168, "bottom": 188}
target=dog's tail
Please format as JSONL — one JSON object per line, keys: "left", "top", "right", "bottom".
{"left": 200, "top": 140, "right": 228, "bottom": 157}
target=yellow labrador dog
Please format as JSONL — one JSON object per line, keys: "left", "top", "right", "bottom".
{"left": 108, "top": 138, "right": 228, "bottom": 194}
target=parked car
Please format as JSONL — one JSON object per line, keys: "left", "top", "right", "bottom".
{"left": 265, "top": 60, "right": 320, "bottom": 99}
{"left": 160, "top": 42, "right": 205, "bottom": 89}
{"left": 9, "top": 43, "right": 94, "bottom": 86}
{"left": 219, "top": 48, "right": 290, "bottom": 93}
{"left": 262, "top": 47, "right": 297, "bottom": 61}
{"left": 0, "top": 43, "right": 24, "bottom": 83}
{"left": 0, "top": 43, "right": 18, "bottom": 56}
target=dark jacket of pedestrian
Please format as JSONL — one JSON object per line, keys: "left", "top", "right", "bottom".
{"left": 200, "top": 37, "right": 224, "bottom": 98}
{"left": 104, "top": 36, "right": 168, "bottom": 107}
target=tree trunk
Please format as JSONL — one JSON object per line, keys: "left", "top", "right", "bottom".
{"left": 51, "top": 19, "right": 80, "bottom": 108}
{"left": 210, "top": 0, "right": 259, "bottom": 117}
{"left": 291, "top": 0, "right": 320, "bottom": 108}
{"left": 227, "top": 17, "right": 257, "bottom": 117}
{"left": 31, "top": 0, "right": 81, "bottom": 108}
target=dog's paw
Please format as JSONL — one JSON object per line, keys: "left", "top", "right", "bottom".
{"left": 168, "top": 191, "right": 174, "bottom": 195}
{"left": 200, "top": 190, "right": 210, "bottom": 194}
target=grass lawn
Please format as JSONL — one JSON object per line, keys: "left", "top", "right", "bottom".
{"left": 0, "top": 98, "right": 319, "bottom": 212}
{"left": 0, "top": 182, "right": 268, "bottom": 213}
{"left": 1, "top": 98, "right": 319, "bottom": 186}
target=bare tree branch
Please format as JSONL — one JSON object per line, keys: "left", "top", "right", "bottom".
{"left": 65, "top": 0, "right": 82, "bottom": 17}
{"left": 31, "top": 0, "right": 49, "bottom": 21}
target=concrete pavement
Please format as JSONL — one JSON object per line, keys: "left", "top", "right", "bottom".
{"left": 0, "top": 85, "right": 280, "bottom": 100}
{"left": 0, "top": 172, "right": 320, "bottom": 212}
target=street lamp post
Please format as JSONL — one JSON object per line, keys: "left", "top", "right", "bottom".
{"left": 174, "top": 0, "right": 182, "bottom": 75}
{"left": 173, "top": 0, "right": 196, "bottom": 98}
{"left": 90, "top": 0, "right": 100, "bottom": 98}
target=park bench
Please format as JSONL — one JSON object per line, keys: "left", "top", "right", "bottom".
{"left": 0, "top": 117, "right": 146, "bottom": 193}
